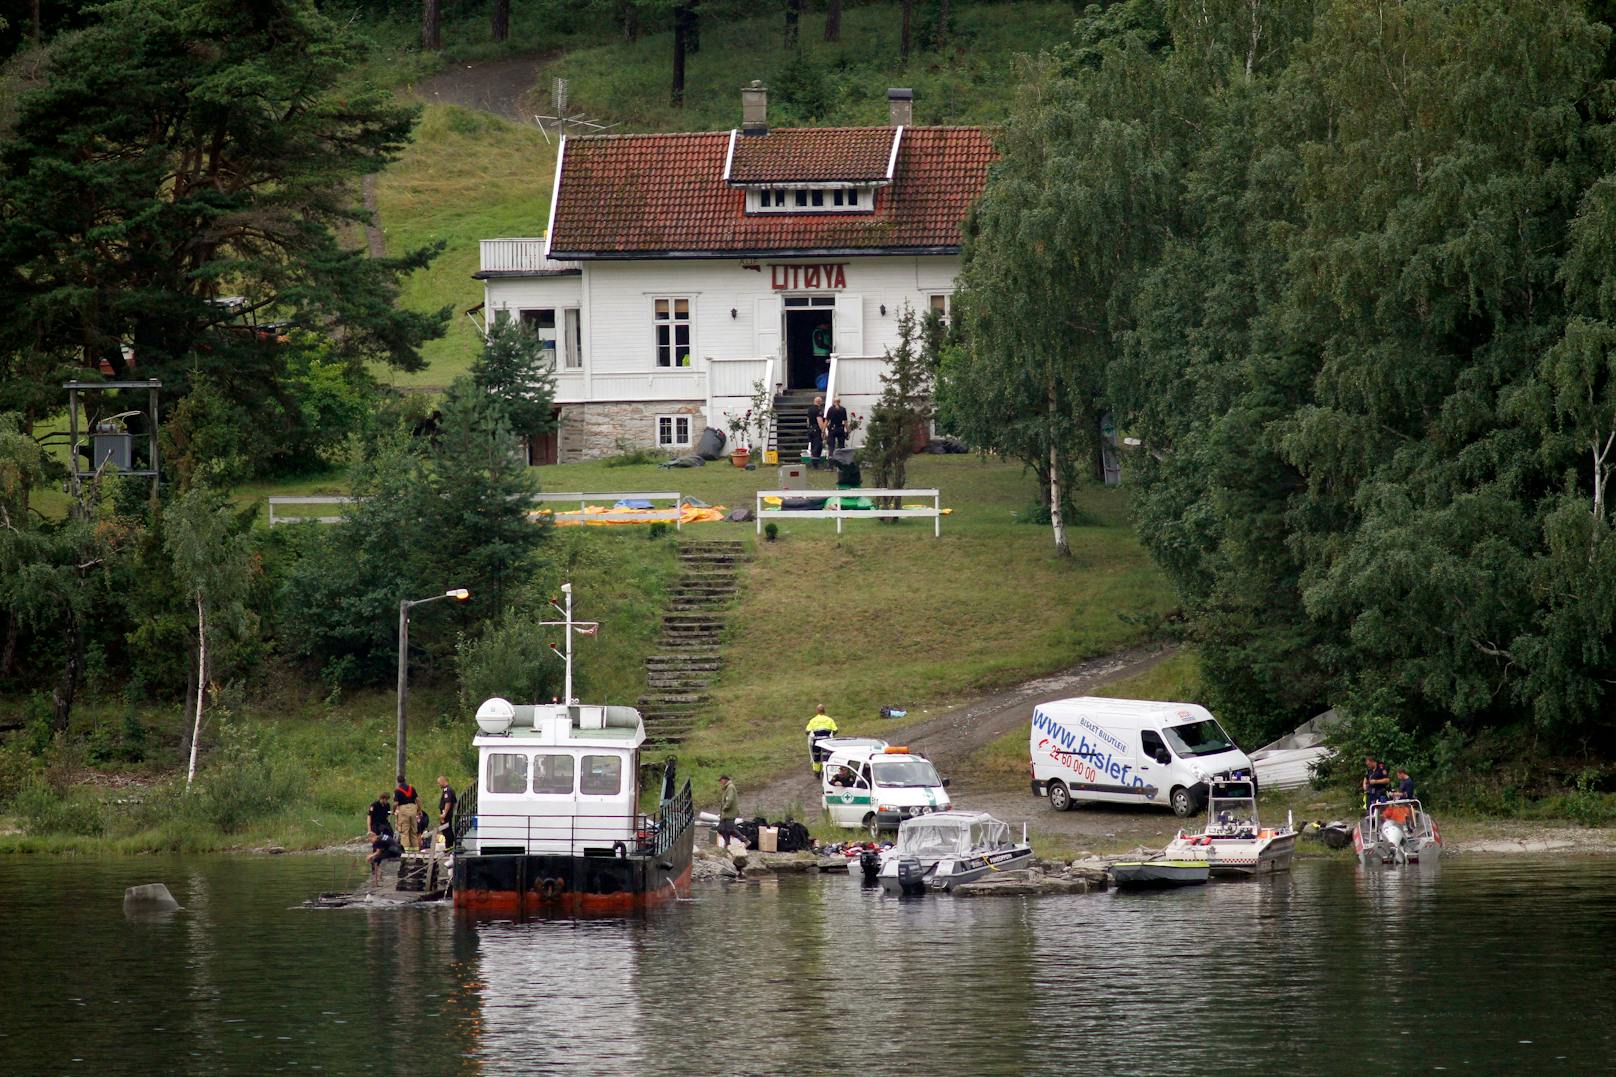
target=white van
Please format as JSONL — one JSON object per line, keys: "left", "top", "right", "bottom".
{"left": 821, "top": 745, "right": 951, "bottom": 837}
{"left": 1028, "top": 698, "right": 1254, "bottom": 817}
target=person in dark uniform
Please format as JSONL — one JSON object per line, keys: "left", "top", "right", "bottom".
{"left": 1363, "top": 757, "right": 1390, "bottom": 807}
{"left": 825, "top": 397, "right": 849, "bottom": 452}
{"left": 367, "top": 792, "right": 393, "bottom": 839}
{"left": 1395, "top": 768, "right": 1415, "bottom": 800}
{"left": 806, "top": 394, "right": 826, "bottom": 467}
{"left": 436, "top": 775, "right": 458, "bottom": 848}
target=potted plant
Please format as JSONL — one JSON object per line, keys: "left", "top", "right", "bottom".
{"left": 726, "top": 409, "right": 753, "bottom": 467}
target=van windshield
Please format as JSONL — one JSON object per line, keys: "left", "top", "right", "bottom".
{"left": 871, "top": 758, "right": 941, "bottom": 788}
{"left": 1164, "top": 719, "right": 1237, "bottom": 758}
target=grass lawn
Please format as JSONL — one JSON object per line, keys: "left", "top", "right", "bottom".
{"left": 226, "top": 453, "right": 1181, "bottom": 811}
{"left": 370, "top": 105, "right": 557, "bottom": 389}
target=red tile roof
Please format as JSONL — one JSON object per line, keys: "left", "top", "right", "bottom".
{"left": 727, "top": 127, "right": 898, "bottom": 184}
{"left": 546, "top": 126, "right": 995, "bottom": 257}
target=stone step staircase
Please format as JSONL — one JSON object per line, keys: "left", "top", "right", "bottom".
{"left": 639, "top": 539, "right": 748, "bottom": 746}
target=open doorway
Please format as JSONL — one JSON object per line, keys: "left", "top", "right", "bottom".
{"left": 784, "top": 304, "right": 835, "bottom": 390}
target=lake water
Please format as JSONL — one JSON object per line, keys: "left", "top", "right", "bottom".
{"left": 2, "top": 853, "right": 1613, "bottom": 1074}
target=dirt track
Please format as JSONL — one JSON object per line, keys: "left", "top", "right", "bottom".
{"left": 407, "top": 55, "right": 549, "bottom": 121}
{"left": 749, "top": 644, "right": 1200, "bottom": 851}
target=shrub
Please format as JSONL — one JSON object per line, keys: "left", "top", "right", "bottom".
{"left": 647, "top": 522, "right": 669, "bottom": 540}
{"left": 764, "top": 522, "right": 779, "bottom": 542}
{"left": 457, "top": 608, "right": 566, "bottom": 708}
{"left": 189, "top": 723, "right": 308, "bottom": 835}
{"left": 602, "top": 441, "right": 668, "bottom": 468}
{"left": 13, "top": 780, "right": 108, "bottom": 837}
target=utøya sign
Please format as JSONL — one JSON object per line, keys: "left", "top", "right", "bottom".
{"left": 769, "top": 263, "right": 848, "bottom": 290}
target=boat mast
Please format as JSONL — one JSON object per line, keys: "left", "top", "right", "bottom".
{"left": 541, "top": 582, "right": 597, "bottom": 704}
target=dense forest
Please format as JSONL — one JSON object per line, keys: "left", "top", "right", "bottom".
{"left": 944, "top": 0, "right": 1616, "bottom": 770}
{"left": 2, "top": 0, "right": 1615, "bottom": 827}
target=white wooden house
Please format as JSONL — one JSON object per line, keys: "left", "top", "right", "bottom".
{"left": 474, "top": 85, "right": 993, "bottom": 463}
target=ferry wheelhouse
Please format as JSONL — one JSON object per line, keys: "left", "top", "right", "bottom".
{"left": 450, "top": 586, "right": 694, "bottom": 915}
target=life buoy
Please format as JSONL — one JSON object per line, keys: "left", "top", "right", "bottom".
{"left": 613, "top": 841, "right": 628, "bottom": 859}
{"left": 538, "top": 877, "right": 566, "bottom": 900}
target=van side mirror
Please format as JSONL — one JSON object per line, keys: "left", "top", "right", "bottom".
{"left": 1154, "top": 750, "right": 1171, "bottom": 765}
{"left": 941, "top": 777, "right": 951, "bottom": 788}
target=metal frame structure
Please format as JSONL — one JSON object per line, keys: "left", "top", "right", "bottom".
{"left": 64, "top": 380, "right": 161, "bottom": 497}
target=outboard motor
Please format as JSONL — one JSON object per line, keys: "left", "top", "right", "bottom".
{"left": 859, "top": 848, "right": 882, "bottom": 887}
{"left": 896, "top": 857, "right": 927, "bottom": 896}
{"left": 1379, "top": 820, "right": 1407, "bottom": 863}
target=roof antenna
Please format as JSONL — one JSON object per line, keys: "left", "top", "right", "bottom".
{"left": 534, "top": 77, "right": 620, "bottom": 141}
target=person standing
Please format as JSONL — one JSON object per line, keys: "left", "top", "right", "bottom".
{"left": 825, "top": 397, "right": 849, "bottom": 453}
{"left": 1395, "top": 768, "right": 1415, "bottom": 801}
{"left": 806, "top": 394, "right": 826, "bottom": 467}
{"left": 1363, "top": 757, "right": 1389, "bottom": 809}
{"left": 367, "top": 792, "right": 394, "bottom": 840}
{"left": 437, "top": 776, "right": 458, "bottom": 848}
{"left": 393, "top": 776, "right": 422, "bottom": 852}
{"left": 716, "top": 775, "right": 741, "bottom": 849}
{"left": 805, "top": 705, "right": 839, "bottom": 774}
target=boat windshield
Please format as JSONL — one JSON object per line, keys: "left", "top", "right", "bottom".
{"left": 871, "top": 758, "right": 942, "bottom": 788}
{"left": 1164, "top": 719, "right": 1237, "bottom": 758}
{"left": 970, "top": 819, "right": 1011, "bottom": 849}
{"left": 895, "top": 821, "right": 970, "bottom": 858}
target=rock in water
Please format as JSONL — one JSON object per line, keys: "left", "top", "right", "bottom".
{"left": 123, "top": 883, "right": 180, "bottom": 915}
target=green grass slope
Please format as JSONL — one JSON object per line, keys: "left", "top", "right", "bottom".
{"left": 372, "top": 106, "right": 557, "bottom": 389}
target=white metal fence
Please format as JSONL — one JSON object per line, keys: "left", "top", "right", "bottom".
{"left": 755, "top": 488, "right": 943, "bottom": 536}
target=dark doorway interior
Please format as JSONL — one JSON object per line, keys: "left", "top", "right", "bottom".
{"left": 785, "top": 308, "right": 833, "bottom": 390}
{"left": 527, "top": 407, "right": 562, "bottom": 465}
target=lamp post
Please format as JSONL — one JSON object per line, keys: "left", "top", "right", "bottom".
{"left": 397, "top": 588, "right": 469, "bottom": 780}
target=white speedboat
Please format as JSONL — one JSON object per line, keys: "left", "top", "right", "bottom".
{"left": 878, "top": 811, "right": 1033, "bottom": 894}
{"left": 1163, "top": 778, "right": 1297, "bottom": 876}
{"left": 1353, "top": 798, "right": 1441, "bottom": 866}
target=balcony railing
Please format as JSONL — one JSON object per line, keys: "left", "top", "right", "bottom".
{"left": 479, "top": 238, "right": 581, "bottom": 275}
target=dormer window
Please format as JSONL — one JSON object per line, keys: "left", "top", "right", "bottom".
{"left": 749, "top": 186, "right": 874, "bottom": 214}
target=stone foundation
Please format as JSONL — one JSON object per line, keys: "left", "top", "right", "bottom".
{"left": 555, "top": 400, "right": 707, "bottom": 462}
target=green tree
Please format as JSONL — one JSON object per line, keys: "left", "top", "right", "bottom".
{"left": 471, "top": 321, "right": 558, "bottom": 459}
{"left": 0, "top": 0, "right": 446, "bottom": 436}
{"left": 862, "top": 304, "right": 934, "bottom": 498}
{"left": 163, "top": 484, "right": 255, "bottom": 787}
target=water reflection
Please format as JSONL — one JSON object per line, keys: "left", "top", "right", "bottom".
{"left": 2, "top": 855, "right": 1615, "bottom": 1074}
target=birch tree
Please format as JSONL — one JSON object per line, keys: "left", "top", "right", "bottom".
{"left": 164, "top": 486, "right": 254, "bottom": 788}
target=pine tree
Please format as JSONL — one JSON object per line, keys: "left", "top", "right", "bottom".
{"left": 861, "top": 304, "right": 933, "bottom": 500}
{"left": 471, "top": 321, "right": 558, "bottom": 457}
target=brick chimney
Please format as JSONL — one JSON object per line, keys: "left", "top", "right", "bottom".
{"left": 887, "top": 87, "right": 913, "bottom": 127}
{"left": 741, "top": 81, "right": 768, "bottom": 136}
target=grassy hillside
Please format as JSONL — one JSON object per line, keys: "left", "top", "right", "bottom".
{"left": 367, "top": 1, "right": 1079, "bottom": 388}
{"left": 372, "top": 106, "right": 557, "bottom": 388}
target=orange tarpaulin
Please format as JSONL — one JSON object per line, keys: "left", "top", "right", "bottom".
{"left": 530, "top": 504, "right": 728, "bottom": 527}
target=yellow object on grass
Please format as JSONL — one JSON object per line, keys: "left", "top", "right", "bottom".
{"left": 530, "top": 504, "right": 728, "bottom": 526}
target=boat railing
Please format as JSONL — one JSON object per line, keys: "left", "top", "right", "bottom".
{"left": 469, "top": 780, "right": 693, "bottom": 857}
{"left": 649, "top": 778, "right": 694, "bottom": 858}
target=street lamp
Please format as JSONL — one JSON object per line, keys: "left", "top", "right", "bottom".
{"left": 397, "top": 588, "right": 470, "bottom": 780}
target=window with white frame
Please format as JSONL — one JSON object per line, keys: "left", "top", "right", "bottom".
{"left": 747, "top": 186, "right": 875, "bottom": 214}
{"left": 513, "top": 307, "right": 583, "bottom": 368}
{"left": 928, "top": 293, "right": 952, "bottom": 321}
{"left": 657, "top": 415, "right": 693, "bottom": 447}
{"left": 654, "top": 298, "right": 692, "bottom": 367}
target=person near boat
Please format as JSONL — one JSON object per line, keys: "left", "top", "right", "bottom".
{"left": 437, "top": 776, "right": 457, "bottom": 848}
{"left": 805, "top": 706, "right": 839, "bottom": 773}
{"left": 1363, "top": 757, "right": 1390, "bottom": 807}
{"left": 367, "top": 792, "right": 394, "bottom": 839}
{"left": 394, "top": 778, "right": 423, "bottom": 851}
{"left": 368, "top": 827, "right": 402, "bottom": 886}
{"left": 716, "top": 775, "right": 741, "bottom": 848}
{"left": 1396, "top": 768, "right": 1415, "bottom": 800}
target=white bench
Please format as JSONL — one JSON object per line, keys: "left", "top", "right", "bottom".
{"left": 755, "top": 488, "right": 943, "bottom": 537}
{"left": 267, "top": 495, "right": 355, "bottom": 525}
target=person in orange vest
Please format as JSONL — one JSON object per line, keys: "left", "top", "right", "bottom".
{"left": 393, "top": 776, "right": 423, "bottom": 851}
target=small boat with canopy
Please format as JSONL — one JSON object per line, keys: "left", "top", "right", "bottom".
{"left": 877, "top": 810, "right": 1033, "bottom": 894}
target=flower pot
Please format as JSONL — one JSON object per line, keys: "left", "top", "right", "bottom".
{"left": 730, "top": 448, "right": 752, "bottom": 468}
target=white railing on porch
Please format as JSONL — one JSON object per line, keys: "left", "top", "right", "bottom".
{"left": 755, "top": 488, "right": 944, "bottom": 537}
{"left": 828, "top": 354, "right": 886, "bottom": 398}
{"left": 706, "top": 355, "right": 775, "bottom": 451}
{"left": 479, "top": 238, "right": 580, "bottom": 274}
